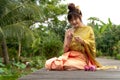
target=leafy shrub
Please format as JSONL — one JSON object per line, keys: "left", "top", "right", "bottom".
{"left": 88, "top": 18, "right": 120, "bottom": 57}
{"left": 29, "top": 56, "right": 46, "bottom": 69}
{"left": 8, "top": 48, "right": 18, "bottom": 61}
{"left": 96, "top": 50, "right": 103, "bottom": 57}
{"left": 115, "top": 54, "right": 120, "bottom": 60}
{"left": 41, "top": 32, "right": 63, "bottom": 59}
{"left": 0, "top": 56, "right": 46, "bottom": 80}
{"left": 95, "top": 25, "right": 120, "bottom": 57}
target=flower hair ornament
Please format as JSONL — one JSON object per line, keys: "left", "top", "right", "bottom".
{"left": 76, "top": 6, "right": 80, "bottom": 13}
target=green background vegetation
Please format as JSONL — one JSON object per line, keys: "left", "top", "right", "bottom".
{"left": 0, "top": 0, "right": 119, "bottom": 80}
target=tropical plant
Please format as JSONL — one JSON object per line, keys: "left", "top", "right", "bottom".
{"left": 0, "top": 0, "right": 43, "bottom": 64}
{"left": 38, "top": 0, "right": 68, "bottom": 41}
{"left": 29, "top": 0, "right": 68, "bottom": 57}
{"left": 40, "top": 32, "right": 63, "bottom": 59}
{"left": 88, "top": 17, "right": 120, "bottom": 57}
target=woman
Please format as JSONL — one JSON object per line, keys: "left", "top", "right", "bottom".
{"left": 45, "top": 3, "right": 102, "bottom": 71}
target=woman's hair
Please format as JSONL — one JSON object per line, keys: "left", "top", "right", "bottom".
{"left": 67, "top": 3, "right": 82, "bottom": 22}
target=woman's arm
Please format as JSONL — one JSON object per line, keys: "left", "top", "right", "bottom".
{"left": 63, "top": 29, "right": 73, "bottom": 53}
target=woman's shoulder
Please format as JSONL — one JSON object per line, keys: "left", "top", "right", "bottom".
{"left": 84, "top": 26, "right": 92, "bottom": 29}
{"left": 83, "top": 26, "right": 93, "bottom": 30}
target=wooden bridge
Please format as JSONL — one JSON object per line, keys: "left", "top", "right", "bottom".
{"left": 19, "top": 58, "right": 120, "bottom": 80}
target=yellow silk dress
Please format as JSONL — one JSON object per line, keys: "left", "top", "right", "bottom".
{"left": 45, "top": 26, "right": 102, "bottom": 70}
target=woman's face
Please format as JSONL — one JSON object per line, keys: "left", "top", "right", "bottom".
{"left": 69, "top": 17, "right": 81, "bottom": 28}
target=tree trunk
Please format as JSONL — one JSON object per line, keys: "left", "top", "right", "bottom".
{"left": 1, "top": 38, "right": 9, "bottom": 64}
{"left": 18, "top": 41, "right": 21, "bottom": 61}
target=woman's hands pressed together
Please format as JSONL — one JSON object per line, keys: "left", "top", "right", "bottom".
{"left": 63, "top": 29, "right": 74, "bottom": 53}
{"left": 74, "top": 36, "right": 84, "bottom": 45}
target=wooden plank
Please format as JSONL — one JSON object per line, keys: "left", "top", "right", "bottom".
{"left": 19, "top": 58, "right": 120, "bottom": 80}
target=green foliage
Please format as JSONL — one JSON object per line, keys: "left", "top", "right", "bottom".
{"left": 0, "top": 58, "right": 5, "bottom": 67}
{"left": 37, "top": 0, "right": 67, "bottom": 41}
{"left": 0, "top": 74, "right": 19, "bottom": 80}
{"left": 0, "top": 0, "right": 67, "bottom": 61}
{"left": 0, "top": 0, "right": 44, "bottom": 64}
{"left": 0, "top": 0, "right": 67, "bottom": 79}
{"left": 8, "top": 48, "right": 17, "bottom": 60}
{"left": 115, "top": 54, "right": 120, "bottom": 60}
{"left": 29, "top": 56, "right": 46, "bottom": 69}
{"left": 0, "top": 65, "right": 21, "bottom": 80}
{"left": 88, "top": 17, "right": 120, "bottom": 57}
{"left": 31, "top": 38, "right": 41, "bottom": 54}
{"left": 0, "top": 56, "right": 46, "bottom": 80}
{"left": 40, "top": 32, "right": 63, "bottom": 59}
{"left": 13, "top": 62, "right": 26, "bottom": 69}
{"left": 97, "top": 25, "right": 120, "bottom": 56}
{"left": 96, "top": 50, "right": 103, "bottom": 57}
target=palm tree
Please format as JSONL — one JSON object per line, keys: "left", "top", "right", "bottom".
{"left": 0, "top": 0, "right": 43, "bottom": 64}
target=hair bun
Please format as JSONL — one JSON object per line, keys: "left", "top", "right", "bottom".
{"left": 68, "top": 3, "right": 76, "bottom": 11}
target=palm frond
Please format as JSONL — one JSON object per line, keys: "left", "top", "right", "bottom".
{"left": 0, "top": 0, "right": 7, "bottom": 17}
{"left": 2, "top": 21, "right": 35, "bottom": 42}
{"left": 0, "top": 1, "right": 43, "bottom": 27}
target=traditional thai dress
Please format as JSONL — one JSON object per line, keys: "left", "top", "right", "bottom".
{"left": 45, "top": 26, "right": 102, "bottom": 70}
